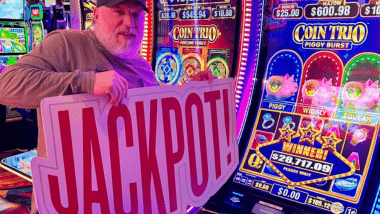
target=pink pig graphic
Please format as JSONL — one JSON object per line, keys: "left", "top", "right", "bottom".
{"left": 302, "top": 78, "right": 337, "bottom": 107}
{"left": 266, "top": 73, "right": 298, "bottom": 100}
{"left": 342, "top": 79, "right": 380, "bottom": 110}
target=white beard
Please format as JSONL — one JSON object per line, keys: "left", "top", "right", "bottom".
{"left": 94, "top": 21, "right": 142, "bottom": 59}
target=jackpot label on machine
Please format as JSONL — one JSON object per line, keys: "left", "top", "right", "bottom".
{"left": 205, "top": 0, "right": 380, "bottom": 214}
{"left": 154, "top": 0, "right": 238, "bottom": 86}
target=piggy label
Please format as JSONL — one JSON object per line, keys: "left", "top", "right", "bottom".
{"left": 269, "top": 103, "right": 286, "bottom": 110}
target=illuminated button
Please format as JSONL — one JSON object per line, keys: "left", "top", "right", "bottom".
{"left": 335, "top": 178, "right": 358, "bottom": 191}
{"left": 247, "top": 179, "right": 253, "bottom": 186}
{"left": 223, "top": 191, "right": 245, "bottom": 209}
{"left": 241, "top": 177, "right": 248, "bottom": 184}
{"left": 233, "top": 175, "right": 241, "bottom": 183}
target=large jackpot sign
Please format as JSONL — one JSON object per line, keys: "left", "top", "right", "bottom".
{"left": 234, "top": 0, "right": 380, "bottom": 213}
{"left": 154, "top": 0, "right": 237, "bottom": 86}
{"left": 31, "top": 79, "right": 238, "bottom": 214}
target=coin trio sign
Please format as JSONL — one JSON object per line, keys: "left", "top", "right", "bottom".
{"left": 31, "top": 79, "right": 238, "bottom": 213}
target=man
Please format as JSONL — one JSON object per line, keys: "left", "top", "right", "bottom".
{"left": 0, "top": 0, "right": 211, "bottom": 212}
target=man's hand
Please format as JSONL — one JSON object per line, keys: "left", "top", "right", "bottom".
{"left": 93, "top": 70, "right": 128, "bottom": 106}
{"left": 191, "top": 70, "right": 217, "bottom": 83}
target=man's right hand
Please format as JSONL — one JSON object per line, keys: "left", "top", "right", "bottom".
{"left": 93, "top": 70, "right": 128, "bottom": 106}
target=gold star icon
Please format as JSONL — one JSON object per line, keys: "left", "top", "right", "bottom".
{"left": 298, "top": 124, "right": 321, "bottom": 146}
{"left": 279, "top": 125, "right": 296, "bottom": 142}
{"left": 321, "top": 132, "right": 342, "bottom": 152}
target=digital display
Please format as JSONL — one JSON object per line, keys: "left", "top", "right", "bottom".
{"left": 0, "top": 0, "right": 24, "bottom": 20}
{"left": 32, "top": 22, "right": 43, "bottom": 49}
{"left": 234, "top": 0, "right": 380, "bottom": 213}
{"left": 0, "top": 27, "right": 27, "bottom": 54}
{"left": 154, "top": 0, "right": 237, "bottom": 86}
{"left": 30, "top": 4, "right": 43, "bottom": 20}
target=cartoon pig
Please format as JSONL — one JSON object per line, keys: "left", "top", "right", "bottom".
{"left": 342, "top": 79, "right": 380, "bottom": 110}
{"left": 302, "top": 78, "right": 337, "bottom": 107}
{"left": 265, "top": 73, "right": 298, "bottom": 101}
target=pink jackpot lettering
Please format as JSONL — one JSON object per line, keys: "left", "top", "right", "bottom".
{"left": 47, "top": 89, "right": 232, "bottom": 214}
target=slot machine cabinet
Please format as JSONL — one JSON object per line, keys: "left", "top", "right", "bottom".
{"left": 151, "top": 0, "right": 265, "bottom": 212}
{"left": 0, "top": 0, "right": 31, "bottom": 123}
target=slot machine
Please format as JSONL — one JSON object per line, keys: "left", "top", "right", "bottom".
{"left": 152, "top": 0, "right": 265, "bottom": 212}
{"left": 152, "top": 0, "right": 263, "bottom": 139}
{"left": 0, "top": 0, "right": 30, "bottom": 123}
{"left": 153, "top": 0, "right": 239, "bottom": 87}
{"left": 200, "top": 0, "right": 380, "bottom": 214}
{"left": 30, "top": 4, "right": 45, "bottom": 50}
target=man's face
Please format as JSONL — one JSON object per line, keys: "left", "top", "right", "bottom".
{"left": 93, "top": 1, "right": 145, "bottom": 59}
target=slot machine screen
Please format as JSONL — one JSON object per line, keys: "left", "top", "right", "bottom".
{"left": 230, "top": 0, "right": 380, "bottom": 213}
{"left": 0, "top": 0, "right": 25, "bottom": 20}
{"left": 0, "top": 27, "right": 27, "bottom": 54}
